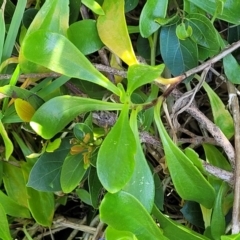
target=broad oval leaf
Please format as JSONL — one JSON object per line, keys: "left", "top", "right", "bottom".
{"left": 105, "top": 226, "right": 138, "bottom": 240}
{"left": 186, "top": 13, "right": 220, "bottom": 58}
{"left": 100, "top": 191, "right": 167, "bottom": 240}
{"left": 154, "top": 99, "right": 215, "bottom": 208}
{"left": 127, "top": 64, "right": 165, "bottom": 95}
{"left": 139, "top": 0, "right": 168, "bottom": 38}
{"left": 60, "top": 153, "right": 87, "bottom": 193}
{"left": 187, "top": 0, "right": 240, "bottom": 25}
{"left": 160, "top": 24, "right": 198, "bottom": 76}
{"left": 67, "top": 20, "right": 103, "bottom": 55}
{"left": 27, "top": 138, "right": 71, "bottom": 192}
{"left": 97, "top": 0, "right": 138, "bottom": 66}
{"left": 22, "top": 30, "right": 120, "bottom": 95}
{"left": 30, "top": 96, "right": 123, "bottom": 139}
{"left": 97, "top": 105, "right": 136, "bottom": 193}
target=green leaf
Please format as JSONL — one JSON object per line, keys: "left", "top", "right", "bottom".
{"left": 97, "top": 105, "right": 136, "bottom": 193}
{"left": 105, "top": 226, "right": 138, "bottom": 240}
{"left": 139, "top": 0, "right": 168, "bottom": 38}
{"left": 97, "top": 0, "right": 138, "bottom": 66}
{"left": 67, "top": 20, "right": 103, "bottom": 55}
{"left": 22, "top": 30, "right": 119, "bottom": 95}
{"left": 176, "top": 22, "right": 192, "bottom": 40}
{"left": 46, "top": 138, "right": 61, "bottom": 152}
{"left": 223, "top": 53, "right": 240, "bottom": 84}
{"left": 152, "top": 205, "right": 210, "bottom": 240}
{"left": 30, "top": 96, "right": 123, "bottom": 139}
{"left": 186, "top": 13, "right": 220, "bottom": 57}
{"left": 76, "top": 189, "right": 92, "bottom": 206}
{"left": 154, "top": 99, "right": 215, "bottom": 208}
{"left": 210, "top": 182, "right": 228, "bottom": 239}
{"left": 0, "top": 190, "right": 30, "bottom": 218}
{"left": 0, "top": 203, "right": 12, "bottom": 240}
{"left": 160, "top": 24, "right": 198, "bottom": 76}
{"left": 60, "top": 153, "right": 87, "bottom": 193}
{"left": 203, "top": 81, "right": 234, "bottom": 139}
{"left": 0, "top": 85, "right": 45, "bottom": 110}
{"left": 187, "top": 0, "right": 240, "bottom": 25}
{"left": 22, "top": 160, "right": 55, "bottom": 226}
{"left": 82, "top": 0, "right": 105, "bottom": 15}
{"left": 1, "top": 0, "right": 26, "bottom": 62}
{"left": 0, "top": 120, "right": 13, "bottom": 160}
{"left": 127, "top": 64, "right": 165, "bottom": 95}
{"left": 181, "top": 201, "right": 204, "bottom": 228}
{"left": 203, "top": 144, "right": 231, "bottom": 171}
{"left": 125, "top": 0, "right": 139, "bottom": 12}
{"left": 100, "top": 191, "right": 167, "bottom": 240}
{"left": 19, "top": 0, "right": 69, "bottom": 73}
{"left": 123, "top": 108, "right": 154, "bottom": 213}
{"left": 0, "top": 5, "right": 5, "bottom": 61}
{"left": 2, "top": 162, "right": 28, "bottom": 208}
{"left": 27, "top": 138, "right": 71, "bottom": 191}
{"left": 221, "top": 234, "right": 240, "bottom": 239}
{"left": 27, "top": 187, "right": 54, "bottom": 226}
{"left": 73, "top": 123, "right": 93, "bottom": 142}
{"left": 88, "top": 167, "right": 102, "bottom": 208}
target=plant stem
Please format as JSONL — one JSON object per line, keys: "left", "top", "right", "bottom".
{"left": 227, "top": 82, "right": 240, "bottom": 234}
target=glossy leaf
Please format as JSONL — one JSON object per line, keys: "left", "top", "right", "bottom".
{"left": 22, "top": 30, "right": 119, "bottom": 95}
{"left": 123, "top": 108, "right": 154, "bottom": 213}
{"left": 187, "top": 0, "right": 240, "bottom": 25}
{"left": 125, "top": 0, "right": 139, "bottom": 12}
{"left": 127, "top": 64, "right": 165, "bottom": 95}
{"left": 19, "top": 0, "right": 69, "bottom": 73}
{"left": 105, "top": 226, "right": 138, "bottom": 240}
{"left": 160, "top": 24, "right": 198, "bottom": 76}
{"left": 15, "top": 98, "right": 36, "bottom": 122}
{"left": 30, "top": 96, "right": 123, "bottom": 139}
{"left": 67, "top": 20, "right": 103, "bottom": 55}
{"left": 186, "top": 13, "right": 220, "bottom": 58}
{"left": 221, "top": 234, "right": 240, "bottom": 239}
{"left": 0, "top": 190, "right": 30, "bottom": 218}
{"left": 100, "top": 191, "right": 167, "bottom": 240}
{"left": 203, "top": 81, "right": 234, "bottom": 139}
{"left": 60, "top": 153, "right": 87, "bottom": 193}
{"left": 154, "top": 99, "right": 215, "bottom": 208}
{"left": 223, "top": 53, "right": 240, "bottom": 84}
{"left": 139, "top": 0, "right": 168, "bottom": 38}
{"left": 82, "top": 0, "right": 105, "bottom": 15}
{"left": 0, "top": 120, "right": 13, "bottom": 160}
{"left": 27, "top": 139, "right": 71, "bottom": 192}
{"left": 97, "top": 0, "right": 138, "bottom": 66}
{"left": 152, "top": 205, "right": 210, "bottom": 240}
{"left": 97, "top": 105, "right": 136, "bottom": 193}
{"left": 210, "top": 182, "right": 228, "bottom": 239}
{"left": 0, "top": 203, "right": 12, "bottom": 240}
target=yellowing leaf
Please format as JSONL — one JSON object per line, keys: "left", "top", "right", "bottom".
{"left": 15, "top": 98, "right": 36, "bottom": 122}
{"left": 97, "top": 0, "right": 138, "bottom": 66}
